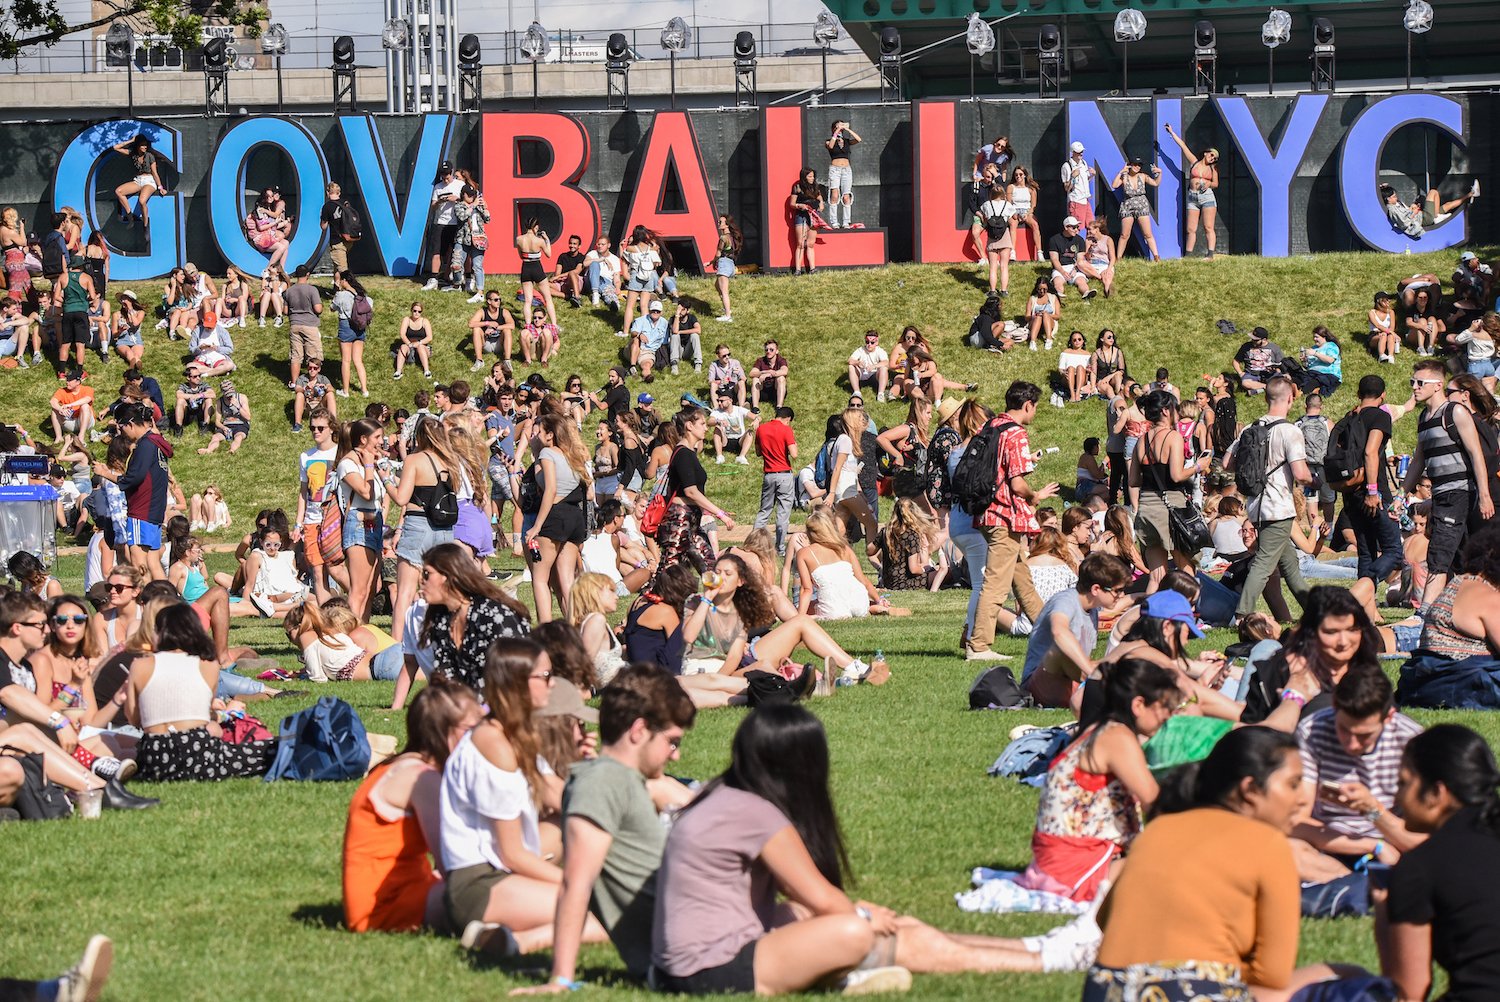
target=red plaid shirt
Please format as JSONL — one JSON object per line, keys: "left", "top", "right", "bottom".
{"left": 978, "top": 418, "right": 1041, "bottom": 534}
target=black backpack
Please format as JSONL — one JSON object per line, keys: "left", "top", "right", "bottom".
{"left": 338, "top": 199, "right": 364, "bottom": 241}
{"left": 969, "top": 665, "right": 1029, "bottom": 709}
{"left": 1232, "top": 418, "right": 1286, "bottom": 500}
{"left": 1323, "top": 411, "right": 1372, "bottom": 491}
{"left": 41, "top": 231, "right": 67, "bottom": 277}
{"left": 952, "top": 419, "right": 1016, "bottom": 516}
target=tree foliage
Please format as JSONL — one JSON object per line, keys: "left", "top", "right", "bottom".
{"left": 1, "top": 0, "right": 268, "bottom": 60}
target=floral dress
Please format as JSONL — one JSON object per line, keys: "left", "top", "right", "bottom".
{"left": 925, "top": 424, "right": 961, "bottom": 510}
{"left": 425, "top": 596, "right": 530, "bottom": 693}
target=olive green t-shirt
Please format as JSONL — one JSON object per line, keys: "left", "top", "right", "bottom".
{"left": 561, "top": 755, "right": 665, "bottom": 979}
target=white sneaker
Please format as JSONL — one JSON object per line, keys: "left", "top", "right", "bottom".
{"left": 1010, "top": 614, "right": 1033, "bottom": 637}
{"left": 840, "top": 658, "right": 871, "bottom": 683}
{"left": 1472, "top": 179, "right": 1482, "bottom": 199}
{"left": 736, "top": 455, "right": 749, "bottom": 465}
{"left": 238, "top": 315, "right": 246, "bottom": 328}
{"left": 964, "top": 649, "right": 1011, "bottom": 662}
{"left": 250, "top": 594, "right": 275, "bottom": 617}
{"left": 1036, "top": 914, "right": 1102, "bottom": 973}
{"left": 877, "top": 391, "right": 887, "bottom": 403}
{"left": 336, "top": 389, "right": 349, "bottom": 398}
{"left": 671, "top": 363, "right": 679, "bottom": 375}
{"left": 55, "top": 934, "right": 113, "bottom": 1002}
{"left": 1029, "top": 341, "right": 1038, "bottom": 352}
{"left": 1044, "top": 339, "right": 1054, "bottom": 350}
{"left": 154, "top": 319, "right": 168, "bottom": 330}
{"left": 715, "top": 455, "right": 726, "bottom": 465}
{"left": 460, "top": 920, "right": 519, "bottom": 956}
{"left": 471, "top": 360, "right": 484, "bottom": 371}
{"left": 716, "top": 314, "right": 733, "bottom": 322}
{"left": 422, "top": 278, "right": 439, "bottom": 291}
{"left": 467, "top": 291, "right": 484, "bottom": 303}
{"left": 615, "top": 330, "right": 628, "bottom": 338}
{"left": 258, "top": 318, "right": 266, "bottom": 328}
{"left": 839, "top": 966, "right": 912, "bottom": 996}
{"left": 591, "top": 292, "right": 600, "bottom": 306}
{"left": 1433, "top": 211, "right": 1453, "bottom": 225}
{"left": 274, "top": 317, "right": 284, "bottom": 328}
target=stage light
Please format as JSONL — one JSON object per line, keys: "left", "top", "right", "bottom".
{"left": 1194, "top": 20, "right": 1215, "bottom": 50}
{"left": 1038, "top": 23, "right": 1060, "bottom": 55}
{"left": 877, "top": 26, "right": 901, "bottom": 101}
{"left": 456, "top": 34, "right": 482, "bottom": 112}
{"left": 605, "top": 32, "right": 631, "bottom": 109}
{"left": 814, "top": 11, "right": 840, "bottom": 46}
{"left": 331, "top": 34, "right": 356, "bottom": 113}
{"left": 1261, "top": 9, "right": 1290, "bottom": 95}
{"left": 734, "top": 31, "right": 757, "bottom": 107}
{"left": 1038, "top": 22, "right": 1062, "bottom": 99}
{"left": 332, "top": 35, "right": 355, "bottom": 67}
{"left": 1403, "top": 0, "right": 1434, "bottom": 90}
{"left": 734, "top": 31, "right": 757, "bottom": 61}
{"left": 1311, "top": 17, "right": 1335, "bottom": 92}
{"left": 1113, "top": 9, "right": 1145, "bottom": 95}
{"left": 203, "top": 36, "right": 227, "bottom": 68}
{"left": 1313, "top": 18, "right": 1334, "bottom": 46}
{"left": 1192, "top": 19, "right": 1216, "bottom": 96}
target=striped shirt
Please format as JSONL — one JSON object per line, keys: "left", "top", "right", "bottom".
{"left": 1297, "top": 707, "right": 1423, "bottom": 838}
{"left": 1417, "top": 402, "right": 1472, "bottom": 495}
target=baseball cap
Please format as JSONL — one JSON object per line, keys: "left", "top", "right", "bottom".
{"left": 293, "top": 265, "right": 310, "bottom": 278}
{"left": 1070, "top": 141, "right": 1085, "bottom": 153}
{"left": 536, "top": 678, "right": 599, "bottom": 723}
{"left": 118, "top": 289, "right": 139, "bottom": 303}
{"left": 1142, "top": 590, "right": 1205, "bottom": 638}
{"left": 648, "top": 300, "right": 664, "bottom": 312}
{"left": 64, "top": 368, "right": 82, "bottom": 381}
{"left": 637, "top": 392, "right": 654, "bottom": 405}
{"left": 201, "top": 310, "right": 218, "bottom": 327}
{"left": 1063, "top": 216, "right": 1081, "bottom": 227}
{"left": 1461, "top": 251, "right": 1478, "bottom": 262}
{"left": 1250, "top": 325, "right": 1269, "bottom": 340}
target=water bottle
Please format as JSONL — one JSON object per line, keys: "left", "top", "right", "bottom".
{"left": 872, "top": 649, "right": 888, "bottom": 680}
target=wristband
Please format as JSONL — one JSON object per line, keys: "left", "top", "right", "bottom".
{"left": 1365, "top": 484, "right": 1379, "bottom": 495}
{"left": 1278, "top": 688, "right": 1307, "bottom": 708}
{"left": 47, "top": 711, "right": 67, "bottom": 731}
{"left": 551, "top": 977, "right": 583, "bottom": 991}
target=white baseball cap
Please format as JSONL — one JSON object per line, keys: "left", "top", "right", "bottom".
{"left": 1070, "top": 141, "right": 1085, "bottom": 154}
{"left": 648, "top": 300, "right": 664, "bottom": 312}
{"left": 1063, "top": 216, "right": 1081, "bottom": 227}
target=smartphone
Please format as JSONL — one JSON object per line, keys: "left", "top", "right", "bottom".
{"left": 1318, "top": 779, "right": 1343, "bottom": 799}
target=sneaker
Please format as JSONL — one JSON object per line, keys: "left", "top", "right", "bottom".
{"left": 1036, "top": 912, "right": 1103, "bottom": 973}
{"left": 424, "top": 370, "right": 434, "bottom": 380}
{"left": 238, "top": 315, "right": 246, "bottom": 328}
{"left": 393, "top": 370, "right": 404, "bottom": 380}
{"left": 460, "top": 920, "right": 519, "bottom": 956}
{"left": 1043, "top": 339, "right": 1054, "bottom": 350}
{"left": 1010, "top": 614, "right": 1034, "bottom": 637}
{"left": 840, "top": 658, "right": 871, "bottom": 684}
{"left": 1029, "top": 341, "right": 1038, "bottom": 352}
{"left": 55, "top": 934, "right": 112, "bottom": 1002}
{"left": 615, "top": 330, "right": 628, "bottom": 338}
{"left": 1433, "top": 211, "right": 1453, "bottom": 225}
{"left": 422, "top": 278, "right": 439, "bottom": 291}
{"left": 1009, "top": 723, "right": 1042, "bottom": 742}
{"left": 16, "top": 354, "right": 28, "bottom": 369}
{"left": 258, "top": 317, "right": 267, "bottom": 328}
{"left": 591, "top": 291, "right": 600, "bottom": 306}
{"left": 154, "top": 319, "right": 168, "bottom": 330}
{"left": 31, "top": 350, "right": 42, "bottom": 364}
{"left": 839, "top": 966, "right": 912, "bottom": 996}
{"left": 715, "top": 455, "right": 726, "bottom": 465}
{"left": 716, "top": 314, "right": 733, "bottom": 322}
{"left": 567, "top": 295, "right": 581, "bottom": 308}
{"left": 250, "top": 593, "right": 275, "bottom": 617}
{"left": 336, "top": 389, "right": 350, "bottom": 398}
{"left": 965, "top": 649, "right": 1011, "bottom": 662}
{"left": 735, "top": 455, "right": 749, "bottom": 465}
{"left": 470, "top": 359, "right": 484, "bottom": 371}
{"left": 467, "top": 291, "right": 485, "bottom": 303}
{"left": 91, "top": 756, "right": 135, "bottom": 781}
{"left": 877, "top": 391, "right": 886, "bottom": 403}
{"left": 291, "top": 423, "right": 303, "bottom": 433}
{"left": 694, "top": 362, "right": 703, "bottom": 373}
{"left": 1472, "top": 179, "right": 1481, "bottom": 199}
{"left": 1050, "top": 392, "right": 1062, "bottom": 408}
{"left": 274, "top": 317, "right": 284, "bottom": 328}
{"left": 671, "top": 363, "right": 680, "bottom": 375}
{"left": 362, "top": 389, "right": 369, "bottom": 398}
{"left": 1085, "top": 289, "right": 1098, "bottom": 300}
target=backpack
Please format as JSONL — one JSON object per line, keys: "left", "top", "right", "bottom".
{"left": 41, "top": 231, "right": 67, "bottom": 277}
{"left": 813, "top": 439, "right": 838, "bottom": 492}
{"left": 264, "top": 696, "right": 370, "bottom": 782}
{"left": 952, "top": 419, "right": 1016, "bottom": 516}
{"left": 1323, "top": 411, "right": 1372, "bottom": 491}
{"left": 1231, "top": 418, "right": 1287, "bottom": 500}
{"left": 639, "top": 446, "right": 684, "bottom": 537}
{"left": 1298, "top": 414, "right": 1331, "bottom": 466}
{"left": 979, "top": 199, "right": 1011, "bottom": 238}
{"left": 349, "top": 295, "right": 374, "bottom": 333}
{"left": 337, "top": 199, "right": 363, "bottom": 241}
{"left": 968, "top": 665, "right": 1029, "bottom": 709}
{"left": 421, "top": 455, "right": 459, "bottom": 528}
{"left": 10, "top": 752, "right": 73, "bottom": 819}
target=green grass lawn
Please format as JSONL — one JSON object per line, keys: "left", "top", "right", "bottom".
{"left": 5, "top": 248, "right": 1497, "bottom": 998}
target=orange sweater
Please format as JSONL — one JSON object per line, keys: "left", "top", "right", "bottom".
{"left": 342, "top": 759, "right": 440, "bottom": 932}
{"left": 1096, "top": 807, "right": 1300, "bottom": 989}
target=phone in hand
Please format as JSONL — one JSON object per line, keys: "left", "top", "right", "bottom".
{"left": 1318, "top": 779, "right": 1344, "bottom": 801}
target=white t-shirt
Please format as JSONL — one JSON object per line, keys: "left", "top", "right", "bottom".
{"left": 431, "top": 178, "right": 464, "bottom": 226}
{"left": 584, "top": 251, "right": 621, "bottom": 287}
{"left": 401, "top": 598, "right": 434, "bottom": 675}
{"left": 1061, "top": 157, "right": 1093, "bottom": 203}
{"left": 1233, "top": 418, "right": 1307, "bottom": 524}
{"left": 712, "top": 405, "right": 752, "bottom": 439}
{"left": 335, "top": 455, "right": 385, "bottom": 514}
{"left": 848, "top": 345, "right": 889, "bottom": 377}
{"left": 580, "top": 531, "right": 625, "bottom": 589}
{"left": 833, "top": 433, "right": 861, "bottom": 497}
{"left": 299, "top": 446, "right": 338, "bottom": 526}
{"left": 439, "top": 730, "right": 544, "bottom": 873}
{"left": 84, "top": 532, "right": 106, "bottom": 591}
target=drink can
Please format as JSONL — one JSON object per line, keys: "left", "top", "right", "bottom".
{"left": 1396, "top": 454, "right": 1411, "bottom": 478}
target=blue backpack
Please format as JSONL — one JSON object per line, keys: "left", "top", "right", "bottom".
{"left": 813, "top": 440, "right": 838, "bottom": 491}
{"left": 264, "top": 696, "right": 370, "bottom": 782}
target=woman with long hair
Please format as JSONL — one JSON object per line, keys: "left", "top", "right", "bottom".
{"left": 416, "top": 542, "right": 531, "bottom": 696}
{"left": 1087, "top": 727, "right": 1343, "bottom": 1001}
{"left": 1164, "top": 123, "right": 1221, "bottom": 259}
{"left": 653, "top": 407, "right": 736, "bottom": 575}
{"left": 343, "top": 680, "right": 482, "bottom": 933}
{"left": 515, "top": 216, "right": 556, "bottom": 328}
{"left": 335, "top": 418, "right": 388, "bottom": 623}
{"left": 1240, "top": 586, "right": 1383, "bottom": 730}
{"left": 788, "top": 166, "right": 823, "bottom": 275}
{"left": 825, "top": 405, "right": 880, "bottom": 554}
{"left": 1082, "top": 218, "right": 1117, "bottom": 298}
{"left": 388, "top": 416, "right": 462, "bottom": 657}
{"left": 1, "top": 206, "right": 32, "bottom": 303}
{"left": 111, "top": 134, "right": 165, "bottom": 224}
{"left": 1059, "top": 329, "right": 1095, "bottom": 403}
{"left": 1099, "top": 505, "right": 1147, "bottom": 579}
{"left": 619, "top": 224, "right": 660, "bottom": 337}
{"left": 566, "top": 572, "right": 627, "bottom": 687}
{"left": 162, "top": 266, "right": 195, "bottom": 340}
{"left": 1452, "top": 311, "right": 1500, "bottom": 394}
{"left": 794, "top": 508, "right": 886, "bottom": 620}
{"left": 655, "top": 705, "right": 1070, "bottom": 994}
{"left": 395, "top": 301, "right": 434, "bottom": 380}
{"left": 28, "top": 593, "right": 104, "bottom": 725}
{"left": 1369, "top": 290, "right": 1399, "bottom": 364}
{"left": 711, "top": 214, "right": 742, "bottom": 322}
{"left": 1025, "top": 275, "right": 1061, "bottom": 352}
{"left": 888, "top": 326, "right": 930, "bottom": 401}
{"left": 945, "top": 400, "right": 1002, "bottom": 649}
{"left": 438, "top": 637, "right": 607, "bottom": 953}
{"left": 976, "top": 178, "right": 1014, "bottom": 296}
{"left": 1380, "top": 724, "right": 1500, "bottom": 1001}
{"left": 443, "top": 423, "right": 495, "bottom": 563}
{"left": 112, "top": 289, "right": 146, "bottom": 368}
{"left": 1006, "top": 164, "right": 1043, "bottom": 259}
{"left": 1299, "top": 326, "right": 1342, "bottom": 397}
{"left": 906, "top": 346, "right": 975, "bottom": 405}
{"left": 1090, "top": 329, "right": 1128, "bottom": 402}
{"left": 526, "top": 412, "right": 593, "bottom": 624}
{"left": 622, "top": 563, "right": 698, "bottom": 675}
{"left": 877, "top": 396, "right": 934, "bottom": 495}
{"left": 217, "top": 265, "right": 247, "bottom": 327}
{"left": 1110, "top": 158, "right": 1162, "bottom": 262}
{"left": 1027, "top": 527, "right": 1080, "bottom": 603}
{"left": 1129, "top": 389, "right": 1212, "bottom": 572}
{"left": 332, "top": 270, "right": 370, "bottom": 398}
{"left": 878, "top": 498, "right": 937, "bottom": 592}
{"left": 1405, "top": 285, "right": 1444, "bottom": 356}
{"left": 283, "top": 598, "right": 400, "bottom": 682}
{"left": 257, "top": 265, "right": 287, "bottom": 328}
{"left": 1022, "top": 658, "right": 1179, "bottom": 903}
{"left": 125, "top": 604, "right": 277, "bottom": 782}
{"left": 89, "top": 564, "right": 145, "bottom": 657}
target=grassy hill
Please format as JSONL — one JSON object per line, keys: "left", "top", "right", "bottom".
{"left": 8, "top": 245, "right": 1489, "bottom": 531}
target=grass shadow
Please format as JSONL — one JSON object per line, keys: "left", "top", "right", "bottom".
{"left": 291, "top": 902, "right": 345, "bottom": 930}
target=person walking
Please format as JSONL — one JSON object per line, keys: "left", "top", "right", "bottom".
{"left": 967, "top": 381, "right": 1056, "bottom": 661}
{"left": 283, "top": 265, "right": 323, "bottom": 390}
{"left": 752, "top": 406, "right": 797, "bottom": 555}
{"left": 1337, "top": 375, "right": 1405, "bottom": 603}
{"left": 1226, "top": 375, "right": 1313, "bottom": 623}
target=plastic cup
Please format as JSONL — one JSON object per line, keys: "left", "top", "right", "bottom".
{"left": 75, "top": 787, "right": 103, "bottom": 820}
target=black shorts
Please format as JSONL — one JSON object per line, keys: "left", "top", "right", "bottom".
{"left": 1427, "top": 489, "right": 1470, "bottom": 579}
{"left": 655, "top": 939, "right": 757, "bottom": 995}
{"left": 59, "top": 313, "right": 90, "bottom": 345}
{"left": 432, "top": 223, "right": 460, "bottom": 266}
{"left": 539, "top": 500, "right": 587, "bottom": 545}
{"left": 520, "top": 259, "right": 547, "bottom": 284}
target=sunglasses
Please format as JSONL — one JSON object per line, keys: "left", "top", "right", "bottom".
{"left": 17, "top": 619, "right": 48, "bottom": 630}
{"left": 106, "top": 582, "right": 135, "bottom": 593}
{"left": 1411, "top": 378, "right": 1442, "bottom": 388}
{"left": 530, "top": 670, "right": 553, "bottom": 681}
{"left": 52, "top": 614, "right": 89, "bottom": 626}
{"left": 310, "top": 425, "right": 329, "bottom": 432}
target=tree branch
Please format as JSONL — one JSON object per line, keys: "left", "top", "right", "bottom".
{"left": 4, "top": 1, "right": 148, "bottom": 55}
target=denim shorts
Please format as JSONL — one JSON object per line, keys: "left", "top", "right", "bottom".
{"left": 1187, "top": 187, "right": 1217, "bottom": 209}
{"left": 716, "top": 257, "right": 737, "bottom": 278}
{"left": 625, "top": 275, "right": 655, "bottom": 293}
{"left": 115, "top": 330, "right": 143, "bottom": 347}
{"left": 342, "top": 509, "right": 383, "bottom": 553}
{"left": 395, "top": 512, "right": 454, "bottom": 566}
{"left": 369, "top": 644, "right": 403, "bottom": 681}
{"left": 337, "top": 318, "right": 364, "bottom": 343}
{"left": 1469, "top": 356, "right": 1498, "bottom": 379}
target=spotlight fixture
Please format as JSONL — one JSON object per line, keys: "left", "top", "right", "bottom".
{"left": 1192, "top": 19, "right": 1216, "bottom": 96}
{"left": 879, "top": 26, "right": 901, "bottom": 104}
{"left": 1038, "top": 22, "right": 1062, "bottom": 99}
{"left": 605, "top": 32, "right": 631, "bottom": 110}
{"left": 733, "top": 30, "right": 757, "bottom": 107}
{"left": 457, "top": 34, "right": 482, "bottom": 112}
{"left": 1311, "top": 17, "right": 1335, "bottom": 92}
{"left": 331, "top": 34, "right": 357, "bottom": 113}
{"left": 1261, "top": 8, "right": 1290, "bottom": 95}
{"left": 202, "top": 36, "right": 229, "bottom": 116}
{"left": 1113, "top": 9, "right": 1146, "bottom": 96}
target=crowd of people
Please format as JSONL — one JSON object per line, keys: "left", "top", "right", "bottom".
{"left": 3, "top": 130, "right": 1500, "bottom": 1000}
